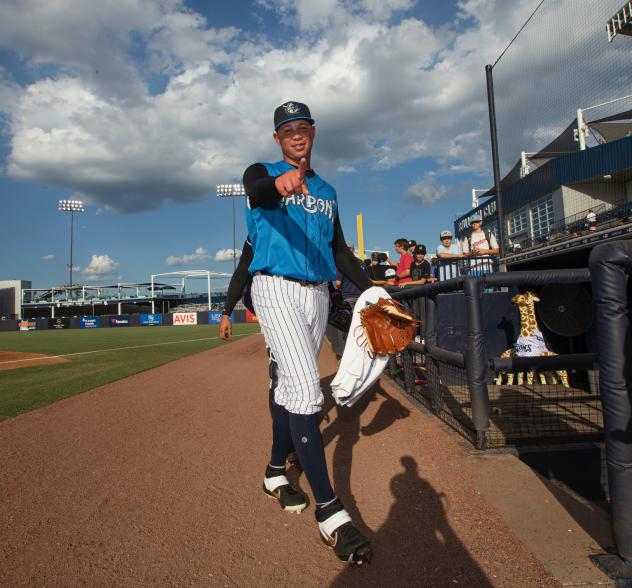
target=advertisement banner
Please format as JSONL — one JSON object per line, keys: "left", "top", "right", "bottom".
{"left": 246, "top": 310, "right": 258, "bottom": 323}
{"left": 208, "top": 311, "right": 232, "bottom": 324}
{"left": 17, "top": 319, "right": 37, "bottom": 331}
{"left": 80, "top": 316, "right": 101, "bottom": 329}
{"left": 108, "top": 315, "right": 131, "bottom": 327}
{"left": 173, "top": 312, "right": 198, "bottom": 326}
{"left": 140, "top": 313, "right": 163, "bottom": 326}
{"left": 48, "top": 317, "right": 70, "bottom": 330}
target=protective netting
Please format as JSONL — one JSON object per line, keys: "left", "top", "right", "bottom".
{"left": 493, "top": 0, "right": 632, "bottom": 176}
{"left": 485, "top": 367, "right": 603, "bottom": 446}
{"left": 389, "top": 349, "right": 603, "bottom": 448}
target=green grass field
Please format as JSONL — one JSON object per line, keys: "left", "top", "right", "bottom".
{"left": 0, "top": 324, "right": 260, "bottom": 420}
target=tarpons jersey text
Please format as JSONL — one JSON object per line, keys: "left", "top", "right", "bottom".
{"left": 281, "top": 193, "right": 335, "bottom": 222}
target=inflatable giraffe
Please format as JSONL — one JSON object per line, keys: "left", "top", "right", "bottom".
{"left": 496, "top": 291, "right": 569, "bottom": 387}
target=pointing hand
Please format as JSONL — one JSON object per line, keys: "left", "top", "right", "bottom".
{"left": 275, "top": 158, "right": 310, "bottom": 197}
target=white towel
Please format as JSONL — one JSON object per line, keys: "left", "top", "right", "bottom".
{"left": 330, "top": 287, "right": 390, "bottom": 407}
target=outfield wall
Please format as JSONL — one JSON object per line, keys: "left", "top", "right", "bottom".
{"left": 1, "top": 310, "right": 258, "bottom": 332}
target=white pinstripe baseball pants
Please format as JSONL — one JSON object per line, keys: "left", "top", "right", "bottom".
{"left": 251, "top": 274, "right": 329, "bottom": 415}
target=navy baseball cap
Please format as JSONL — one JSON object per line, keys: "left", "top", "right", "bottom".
{"left": 413, "top": 244, "right": 427, "bottom": 255}
{"left": 274, "top": 101, "right": 315, "bottom": 130}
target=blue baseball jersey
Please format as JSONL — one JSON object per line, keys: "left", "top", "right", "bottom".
{"left": 245, "top": 160, "right": 338, "bottom": 282}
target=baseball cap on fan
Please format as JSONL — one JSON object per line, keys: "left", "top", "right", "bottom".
{"left": 274, "top": 101, "right": 315, "bottom": 130}
{"left": 413, "top": 244, "right": 427, "bottom": 255}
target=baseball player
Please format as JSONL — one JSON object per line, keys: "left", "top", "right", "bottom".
{"left": 243, "top": 101, "right": 373, "bottom": 564}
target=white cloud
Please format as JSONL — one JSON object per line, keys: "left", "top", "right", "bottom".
{"left": 0, "top": 0, "right": 558, "bottom": 213}
{"left": 81, "top": 254, "right": 120, "bottom": 281}
{"left": 40, "top": 254, "right": 55, "bottom": 260}
{"left": 337, "top": 165, "right": 357, "bottom": 173}
{"left": 165, "top": 247, "right": 212, "bottom": 266}
{"left": 214, "top": 248, "right": 242, "bottom": 262}
{"left": 257, "top": 0, "right": 415, "bottom": 30}
{"left": 404, "top": 173, "right": 449, "bottom": 207}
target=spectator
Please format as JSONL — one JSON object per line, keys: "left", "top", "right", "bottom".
{"left": 429, "top": 257, "right": 439, "bottom": 280}
{"left": 366, "top": 251, "right": 393, "bottom": 285}
{"left": 402, "top": 244, "right": 435, "bottom": 286}
{"left": 435, "top": 229, "right": 462, "bottom": 280}
{"left": 407, "top": 239, "right": 417, "bottom": 256}
{"left": 387, "top": 238, "right": 413, "bottom": 285}
{"left": 461, "top": 214, "right": 499, "bottom": 275}
{"left": 586, "top": 208, "right": 597, "bottom": 231}
{"left": 384, "top": 267, "right": 397, "bottom": 286}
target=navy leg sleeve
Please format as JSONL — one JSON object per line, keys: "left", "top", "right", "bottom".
{"left": 270, "top": 403, "right": 293, "bottom": 467}
{"left": 269, "top": 357, "right": 295, "bottom": 461}
{"left": 289, "top": 413, "right": 335, "bottom": 504}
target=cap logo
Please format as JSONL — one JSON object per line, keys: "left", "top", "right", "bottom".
{"left": 283, "top": 102, "right": 301, "bottom": 114}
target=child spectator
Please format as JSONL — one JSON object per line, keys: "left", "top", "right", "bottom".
{"left": 436, "top": 230, "right": 462, "bottom": 280}
{"left": 402, "top": 244, "right": 435, "bottom": 286}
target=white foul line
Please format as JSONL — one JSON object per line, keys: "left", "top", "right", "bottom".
{"left": 0, "top": 332, "right": 261, "bottom": 366}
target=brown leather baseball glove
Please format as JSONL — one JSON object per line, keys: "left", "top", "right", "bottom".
{"left": 358, "top": 297, "right": 420, "bottom": 356}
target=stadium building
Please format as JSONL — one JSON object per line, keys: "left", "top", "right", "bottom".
{"left": 455, "top": 127, "right": 632, "bottom": 271}
{"left": 0, "top": 271, "right": 236, "bottom": 329}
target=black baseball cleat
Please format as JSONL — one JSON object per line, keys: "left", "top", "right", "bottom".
{"left": 263, "top": 464, "right": 307, "bottom": 513}
{"left": 315, "top": 497, "right": 372, "bottom": 565}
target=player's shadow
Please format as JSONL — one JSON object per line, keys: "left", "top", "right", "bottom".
{"left": 330, "top": 456, "right": 493, "bottom": 588}
{"left": 319, "top": 378, "right": 411, "bottom": 535}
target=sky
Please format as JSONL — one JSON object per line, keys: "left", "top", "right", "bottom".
{"left": 0, "top": 0, "right": 544, "bottom": 289}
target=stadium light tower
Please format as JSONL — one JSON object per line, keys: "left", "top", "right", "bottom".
{"left": 58, "top": 199, "right": 84, "bottom": 287}
{"left": 216, "top": 183, "right": 245, "bottom": 271}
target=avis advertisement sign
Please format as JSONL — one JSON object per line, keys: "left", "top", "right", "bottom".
{"left": 173, "top": 312, "right": 198, "bottom": 326}
{"left": 246, "top": 310, "right": 258, "bottom": 323}
{"left": 18, "top": 320, "right": 37, "bottom": 331}
{"left": 140, "top": 314, "right": 163, "bottom": 326}
{"left": 108, "top": 315, "right": 131, "bottom": 327}
{"left": 208, "top": 311, "right": 232, "bottom": 324}
{"left": 80, "top": 316, "right": 101, "bottom": 328}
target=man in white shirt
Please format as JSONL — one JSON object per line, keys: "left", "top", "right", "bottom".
{"left": 586, "top": 209, "right": 597, "bottom": 231}
{"left": 461, "top": 214, "right": 499, "bottom": 275}
{"left": 435, "top": 230, "right": 462, "bottom": 280}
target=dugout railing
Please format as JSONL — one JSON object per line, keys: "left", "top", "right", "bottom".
{"left": 389, "top": 268, "right": 600, "bottom": 450}
{"left": 588, "top": 241, "right": 632, "bottom": 573}
{"left": 435, "top": 256, "right": 499, "bottom": 280}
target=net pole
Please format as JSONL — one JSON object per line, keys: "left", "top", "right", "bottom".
{"left": 485, "top": 64, "right": 505, "bottom": 259}
{"left": 577, "top": 108, "right": 587, "bottom": 151}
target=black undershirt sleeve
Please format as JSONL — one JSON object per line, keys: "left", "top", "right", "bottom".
{"left": 243, "top": 163, "right": 282, "bottom": 207}
{"left": 222, "top": 239, "right": 253, "bottom": 315}
{"left": 332, "top": 214, "right": 372, "bottom": 291}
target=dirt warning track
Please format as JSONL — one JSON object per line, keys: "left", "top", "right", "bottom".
{"left": 0, "top": 334, "right": 558, "bottom": 587}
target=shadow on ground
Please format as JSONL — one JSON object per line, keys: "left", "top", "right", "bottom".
{"left": 318, "top": 378, "right": 493, "bottom": 587}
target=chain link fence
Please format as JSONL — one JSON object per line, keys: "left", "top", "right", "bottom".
{"left": 388, "top": 270, "right": 602, "bottom": 449}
